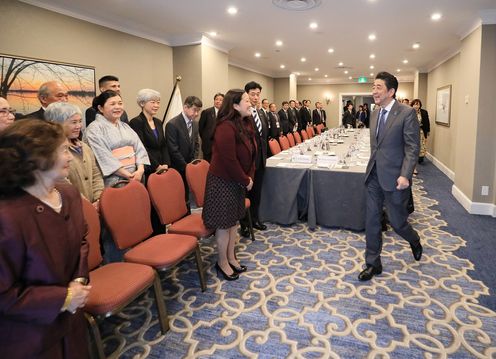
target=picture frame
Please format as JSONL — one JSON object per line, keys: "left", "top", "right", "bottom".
{"left": 0, "top": 53, "right": 96, "bottom": 116}
{"left": 435, "top": 85, "right": 451, "bottom": 127}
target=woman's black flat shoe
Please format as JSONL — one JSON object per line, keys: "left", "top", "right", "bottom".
{"left": 229, "top": 263, "right": 247, "bottom": 273}
{"left": 215, "top": 262, "right": 239, "bottom": 281}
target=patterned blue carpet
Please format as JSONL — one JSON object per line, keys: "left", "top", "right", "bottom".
{"left": 98, "top": 175, "right": 496, "bottom": 358}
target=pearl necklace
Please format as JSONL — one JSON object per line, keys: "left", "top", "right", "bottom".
{"left": 39, "top": 188, "right": 63, "bottom": 213}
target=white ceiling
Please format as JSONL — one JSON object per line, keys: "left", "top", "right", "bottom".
{"left": 22, "top": 0, "right": 496, "bottom": 84}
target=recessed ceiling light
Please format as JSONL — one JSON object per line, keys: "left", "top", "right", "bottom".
{"left": 368, "top": 33, "right": 376, "bottom": 41}
{"left": 369, "top": 54, "right": 375, "bottom": 59}
{"left": 280, "top": 64, "right": 285, "bottom": 69}
{"left": 328, "top": 48, "right": 334, "bottom": 53}
{"left": 309, "top": 22, "right": 318, "bottom": 29}
{"left": 324, "top": 74, "right": 328, "bottom": 78}
{"left": 431, "top": 12, "right": 442, "bottom": 21}
{"left": 295, "top": 72, "right": 301, "bottom": 76}
{"left": 402, "top": 59, "right": 408, "bottom": 64}
{"left": 314, "top": 67, "right": 319, "bottom": 72}
{"left": 370, "top": 73, "right": 374, "bottom": 76}
{"left": 301, "top": 57, "right": 307, "bottom": 62}
{"left": 412, "top": 42, "right": 420, "bottom": 49}
{"left": 369, "top": 65, "right": 374, "bottom": 69}
{"left": 344, "top": 70, "right": 349, "bottom": 74}
{"left": 208, "top": 31, "right": 217, "bottom": 37}
{"left": 308, "top": 77, "right": 312, "bottom": 80}
{"left": 227, "top": 6, "right": 238, "bottom": 15}
{"left": 338, "top": 62, "right": 344, "bottom": 66}
{"left": 275, "top": 40, "right": 283, "bottom": 47}
{"left": 254, "top": 52, "right": 261, "bottom": 58}
{"left": 396, "top": 68, "right": 401, "bottom": 72}
{"left": 348, "top": 76, "right": 353, "bottom": 80}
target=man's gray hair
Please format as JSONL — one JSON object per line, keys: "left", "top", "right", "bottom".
{"left": 45, "top": 102, "right": 82, "bottom": 123}
{"left": 137, "top": 88, "right": 161, "bottom": 106}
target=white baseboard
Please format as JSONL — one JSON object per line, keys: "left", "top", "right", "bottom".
{"left": 452, "top": 184, "right": 496, "bottom": 217}
{"left": 425, "top": 152, "right": 455, "bottom": 181}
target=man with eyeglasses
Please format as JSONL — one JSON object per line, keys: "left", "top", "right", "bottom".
{"left": 23, "top": 81, "right": 69, "bottom": 120}
{"left": 0, "top": 97, "right": 15, "bottom": 132}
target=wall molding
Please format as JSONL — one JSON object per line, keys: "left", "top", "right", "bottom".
{"left": 452, "top": 185, "right": 496, "bottom": 217}
{"left": 426, "top": 152, "right": 455, "bottom": 181}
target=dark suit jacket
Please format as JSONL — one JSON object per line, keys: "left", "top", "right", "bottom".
{"left": 165, "top": 113, "right": 199, "bottom": 174}
{"left": 278, "top": 109, "right": 290, "bottom": 134}
{"left": 288, "top": 108, "right": 298, "bottom": 131}
{"left": 299, "top": 107, "right": 312, "bottom": 129}
{"left": 198, "top": 106, "right": 217, "bottom": 162}
{"left": 342, "top": 110, "right": 356, "bottom": 128}
{"left": 85, "top": 107, "right": 129, "bottom": 127}
{"left": 365, "top": 101, "right": 420, "bottom": 191}
{"left": 419, "top": 108, "right": 430, "bottom": 138}
{"left": 129, "top": 112, "right": 170, "bottom": 176}
{"left": 312, "top": 109, "right": 326, "bottom": 126}
{"left": 250, "top": 108, "right": 268, "bottom": 170}
{"left": 268, "top": 112, "right": 282, "bottom": 139}
{"left": 0, "top": 184, "right": 89, "bottom": 358}
{"left": 24, "top": 107, "right": 45, "bottom": 120}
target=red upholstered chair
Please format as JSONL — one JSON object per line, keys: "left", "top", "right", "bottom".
{"left": 269, "top": 138, "right": 282, "bottom": 155}
{"left": 147, "top": 168, "right": 214, "bottom": 240}
{"left": 99, "top": 180, "right": 206, "bottom": 289}
{"left": 307, "top": 126, "right": 314, "bottom": 138}
{"left": 316, "top": 124, "right": 324, "bottom": 134}
{"left": 293, "top": 131, "right": 302, "bottom": 144}
{"left": 186, "top": 159, "right": 210, "bottom": 207}
{"left": 81, "top": 198, "right": 169, "bottom": 359}
{"left": 301, "top": 129, "right": 309, "bottom": 141}
{"left": 286, "top": 132, "right": 296, "bottom": 147}
{"left": 279, "top": 135, "right": 290, "bottom": 150}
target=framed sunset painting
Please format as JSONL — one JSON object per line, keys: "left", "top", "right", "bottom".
{"left": 0, "top": 54, "right": 95, "bottom": 116}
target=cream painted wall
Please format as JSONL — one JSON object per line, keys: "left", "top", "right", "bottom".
{"left": 0, "top": 0, "right": 174, "bottom": 119}
{"left": 426, "top": 54, "right": 460, "bottom": 171}
{"left": 173, "top": 45, "right": 203, "bottom": 103}
{"left": 297, "top": 82, "right": 414, "bottom": 128}
{"left": 201, "top": 44, "right": 228, "bottom": 106}
{"left": 228, "top": 65, "right": 274, "bottom": 101}
{"left": 274, "top": 78, "right": 290, "bottom": 108}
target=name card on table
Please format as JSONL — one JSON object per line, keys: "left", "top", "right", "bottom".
{"left": 291, "top": 154, "right": 313, "bottom": 164}
{"left": 316, "top": 155, "right": 338, "bottom": 168}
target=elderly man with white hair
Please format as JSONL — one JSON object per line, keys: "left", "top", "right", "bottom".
{"left": 129, "top": 88, "right": 169, "bottom": 182}
{"left": 45, "top": 102, "right": 104, "bottom": 208}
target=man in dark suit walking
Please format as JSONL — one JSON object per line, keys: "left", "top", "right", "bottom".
{"left": 199, "top": 92, "right": 224, "bottom": 162}
{"left": 359, "top": 71, "right": 422, "bottom": 281}
{"left": 240, "top": 81, "right": 268, "bottom": 237}
{"left": 165, "top": 96, "right": 202, "bottom": 189}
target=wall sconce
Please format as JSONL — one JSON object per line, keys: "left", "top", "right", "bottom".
{"left": 324, "top": 95, "right": 331, "bottom": 105}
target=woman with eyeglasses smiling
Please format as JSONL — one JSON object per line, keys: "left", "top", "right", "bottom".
{"left": 0, "top": 97, "right": 15, "bottom": 132}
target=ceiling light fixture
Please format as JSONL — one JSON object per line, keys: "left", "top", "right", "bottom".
{"left": 368, "top": 33, "right": 376, "bottom": 41}
{"left": 338, "top": 62, "right": 344, "bottom": 66}
{"left": 308, "top": 77, "right": 312, "bottom": 80}
{"left": 275, "top": 40, "right": 283, "bottom": 46}
{"left": 344, "top": 70, "right": 349, "bottom": 74}
{"left": 348, "top": 76, "right": 353, "bottom": 80}
{"left": 328, "top": 48, "right": 334, "bottom": 53}
{"left": 396, "top": 68, "right": 401, "bottom": 72}
{"left": 324, "top": 74, "right": 328, "bottom": 78}
{"left": 309, "top": 22, "right": 318, "bottom": 29}
{"left": 369, "top": 54, "right": 375, "bottom": 59}
{"left": 369, "top": 65, "right": 374, "bottom": 69}
{"left": 280, "top": 64, "right": 285, "bottom": 69}
{"left": 208, "top": 31, "right": 217, "bottom": 37}
{"left": 370, "top": 73, "right": 374, "bottom": 76}
{"left": 402, "top": 59, "right": 408, "bottom": 64}
{"left": 295, "top": 72, "right": 301, "bottom": 76}
{"left": 315, "top": 67, "right": 319, "bottom": 71}
{"left": 301, "top": 57, "right": 307, "bottom": 62}
{"left": 431, "top": 12, "right": 442, "bottom": 21}
{"left": 255, "top": 52, "right": 261, "bottom": 58}
{"left": 412, "top": 42, "right": 420, "bottom": 49}
{"left": 227, "top": 6, "right": 238, "bottom": 15}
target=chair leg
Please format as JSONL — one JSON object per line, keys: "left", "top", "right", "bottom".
{"left": 194, "top": 245, "right": 207, "bottom": 292}
{"left": 84, "top": 313, "right": 105, "bottom": 359}
{"left": 152, "top": 273, "right": 170, "bottom": 334}
{"left": 246, "top": 207, "right": 256, "bottom": 241}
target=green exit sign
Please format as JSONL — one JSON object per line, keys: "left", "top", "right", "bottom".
{"left": 358, "top": 76, "right": 368, "bottom": 83}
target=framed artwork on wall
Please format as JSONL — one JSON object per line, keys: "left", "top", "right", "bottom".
{"left": 435, "top": 84, "right": 451, "bottom": 127}
{"left": 0, "top": 54, "right": 95, "bottom": 116}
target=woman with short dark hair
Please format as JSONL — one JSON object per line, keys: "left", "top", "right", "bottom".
{"left": 411, "top": 99, "right": 430, "bottom": 164}
{"left": 0, "top": 119, "right": 91, "bottom": 358}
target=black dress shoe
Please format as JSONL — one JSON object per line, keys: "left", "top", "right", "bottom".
{"left": 410, "top": 242, "right": 423, "bottom": 261}
{"left": 239, "top": 226, "right": 250, "bottom": 238}
{"left": 215, "top": 262, "right": 239, "bottom": 281}
{"left": 358, "top": 265, "right": 383, "bottom": 281}
{"left": 229, "top": 262, "right": 247, "bottom": 273}
{"left": 253, "top": 222, "right": 267, "bottom": 230}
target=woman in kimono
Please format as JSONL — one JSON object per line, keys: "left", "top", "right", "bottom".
{"left": 0, "top": 119, "right": 91, "bottom": 358}
{"left": 84, "top": 90, "right": 150, "bottom": 187}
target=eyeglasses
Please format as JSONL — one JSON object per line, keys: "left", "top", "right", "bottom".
{"left": 0, "top": 108, "right": 16, "bottom": 116}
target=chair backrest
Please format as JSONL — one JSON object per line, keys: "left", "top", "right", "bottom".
{"left": 293, "top": 131, "right": 302, "bottom": 144}
{"left": 147, "top": 168, "right": 188, "bottom": 225}
{"left": 316, "top": 124, "right": 324, "bottom": 134}
{"left": 186, "top": 159, "right": 210, "bottom": 207}
{"left": 286, "top": 132, "right": 296, "bottom": 147}
{"left": 100, "top": 181, "right": 153, "bottom": 250}
{"left": 81, "top": 197, "right": 102, "bottom": 270}
{"left": 279, "top": 135, "right": 290, "bottom": 150}
{"left": 268, "top": 138, "right": 282, "bottom": 155}
{"left": 307, "top": 126, "right": 314, "bottom": 138}
{"left": 301, "top": 129, "right": 309, "bottom": 140}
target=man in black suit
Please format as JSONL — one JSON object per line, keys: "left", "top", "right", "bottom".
{"left": 278, "top": 101, "right": 290, "bottom": 135}
{"left": 24, "top": 81, "right": 68, "bottom": 120}
{"left": 199, "top": 92, "right": 223, "bottom": 162}
{"left": 268, "top": 103, "right": 282, "bottom": 139}
{"left": 299, "top": 99, "right": 312, "bottom": 130}
{"left": 358, "top": 71, "right": 422, "bottom": 281}
{"left": 85, "top": 75, "right": 129, "bottom": 126}
{"left": 240, "top": 81, "right": 269, "bottom": 237}
{"left": 312, "top": 102, "right": 326, "bottom": 126}
{"left": 288, "top": 100, "right": 299, "bottom": 132}
{"left": 165, "top": 95, "right": 201, "bottom": 180}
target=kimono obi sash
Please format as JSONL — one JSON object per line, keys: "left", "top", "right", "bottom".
{"left": 112, "top": 146, "right": 136, "bottom": 167}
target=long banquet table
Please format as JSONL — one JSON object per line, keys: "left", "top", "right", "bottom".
{"left": 259, "top": 129, "right": 371, "bottom": 231}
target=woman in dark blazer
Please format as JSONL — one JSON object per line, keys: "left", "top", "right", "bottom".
{"left": 130, "top": 88, "right": 170, "bottom": 180}
{"left": 202, "top": 89, "right": 256, "bottom": 281}
{"left": 0, "top": 119, "right": 91, "bottom": 358}
{"left": 411, "top": 99, "right": 430, "bottom": 163}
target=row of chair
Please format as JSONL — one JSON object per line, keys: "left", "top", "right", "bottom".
{"left": 82, "top": 168, "right": 212, "bottom": 358}
{"left": 269, "top": 124, "right": 325, "bottom": 155}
